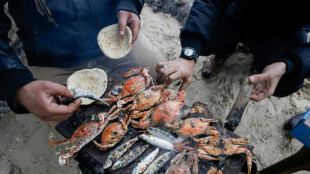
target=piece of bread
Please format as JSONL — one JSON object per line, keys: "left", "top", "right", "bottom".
{"left": 97, "top": 24, "right": 132, "bottom": 59}
{"left": 67, "top": 68, "right": 108, "bottom": 105}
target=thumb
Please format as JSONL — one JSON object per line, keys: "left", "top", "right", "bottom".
{"left": 46, "top": 83, "right": 73, "bottom": 98}
{"left": 117, "top": 11, "right": 129, "bottom": 36}
{"left": 249, "top": 73, "right": 270, "bottom": 83}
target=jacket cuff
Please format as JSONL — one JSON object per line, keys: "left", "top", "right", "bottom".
{"left": 0, "top": 69, "right": 35, "bottom": 113}
{"left": 180, "top": 32, "right": 204, "bottom": 55}
{"left": 277, "top": 58, "right": 294, "bottom": 76}
{"left": 115, "top": 0, "right": 145, "bottom": 18}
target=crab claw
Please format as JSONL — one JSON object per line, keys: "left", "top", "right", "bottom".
{"left": 124, "top": 67, "right": 149, "bottom": 77}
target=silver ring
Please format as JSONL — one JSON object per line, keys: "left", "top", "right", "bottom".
{"left": 161, "top": 64, "right": 167, "bottom": 69}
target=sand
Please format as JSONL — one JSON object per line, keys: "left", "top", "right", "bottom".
{"left": 0, "top": 4, "right": 309, "bottom": 174}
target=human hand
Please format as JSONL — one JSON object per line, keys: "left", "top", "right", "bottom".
{"left": 15, "top": 80, "right": 82, "bottom": 121}
{"left": 117, "top": 10, "right": 140, "bottom": 44}
{"left": 156, "top": 58, "right": 196, "bottom": 91}
{"left": 249, "top": 62, "right": 286, "bottom": 102}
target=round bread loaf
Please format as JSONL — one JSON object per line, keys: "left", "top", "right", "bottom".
{"left": 97, "top": 24, "right": 132, "bottom": 59}
{"left": 67, "top": 68, "right": 108, "bottom": 105}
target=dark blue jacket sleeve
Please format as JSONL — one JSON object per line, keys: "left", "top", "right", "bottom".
{"left": 0, "top": 1, "right": 34, "bottom": 112}
{"left": 279, "top": 43, "right": 310, "bottom": 80}
{"left": 115, "top": 0, "right": 145, "bottom": 17}
{"left": 180, "top": 0, "right": 233, "bottom": 55}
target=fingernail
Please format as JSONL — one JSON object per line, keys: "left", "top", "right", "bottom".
{"left": 70, "top": 91, "right": 74, "bottom": 95}
{"left": 250, "top": 76, "right": 255, "bottom": 82}
{"left": 120, "top": 31, "right": 124, "bottom": 36}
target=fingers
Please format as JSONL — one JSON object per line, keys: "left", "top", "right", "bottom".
{"left": 179, "top": 78, "right": 191, "bottom": 92}
{"left": 249, "top": 73, "right": 270, "bottom": 84}
{"left": 46, "top": 99, "right": 82, "bottom": 121}
{"left": 250, "top": 92, "right": 266, "bottom": 102}
{"left": 250, "top": 83, "right": 269, "bottom": 102}
{"left": 156, "top": 58, "right": 195, "bottom": 91}
{"left": 38, "top": 81, "right": 80, "bottom": 120}
{"left": 156, "top": 64, "right": 192, "bottom": 92}
{"left": 156, "top": 62, "right": 166, "bottom": 72}
{"left": 130, "top": 22, "right": 140, "bottom": 44}
{"left": 156, "top": 62, "right": 175, "bottom": 84}
{"left": 44, "top": 81, "right": 73, "bottom": 98}
{"left": 163, "top": 71, "right": 191, "bottom": 92}
{"left": 156, "top": 63, "right": 165, "bottom": 84}
{"left": 68, "top": 98, "right": 82, "bottom": 111}
{"left": 249, "top": 67, "right": 281, "bottom": 102}
{"left": 54, "top": 95, "right": 63, "bottom": 104}
{"left": 127, "top": 14, "right": 140, "bottom": 44}
{"left": 16, "top": 80, "right": 82, "bottom": 121}
{"left": 164, "top": 71, "right": 180, "bottom": 87}
{"left": 117, "top": 10, "right": 129, "bottom": 36}
{"left": 117, "top": 10, "right": 140, "bottom": 44}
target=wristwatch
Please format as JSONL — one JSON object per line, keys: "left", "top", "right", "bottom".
{"left": 180, "top": 47, "right": 199, "bottom": 62}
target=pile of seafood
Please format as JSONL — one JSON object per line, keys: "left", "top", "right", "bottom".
{"left": 48, "top": 67, "right": 253, "bottom": 174}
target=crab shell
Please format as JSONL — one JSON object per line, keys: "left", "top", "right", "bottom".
{"left": 106, "top": 68, "right": 151, "bottom": 103}
{"left": 58, "top": 123, "right": 104, "bottom": 165}
{"left": 121, "top": 75, "right": 146, "bottom": 98}
{"left": 70, "top": 123, "right": 103, "bottom": 146}
{"left": 197, "top": 138, "right": 252, "bottom": 174}
{"left": 130, "top": 85, "right": 166, "bottom": 113}
{"left": 197, "top": 138, "right": 248, "bottom": 156}
{"left": 49, "top": 112, "right": 108, "bottom": 167}
{"left": 97, "top": 114, "right": 129, "bottom": 151}
{"left": 175, "top": 117, "right": 217, "bottom": 137}
{"left": 151, "top": 91, "right": 186, "bottom": 126}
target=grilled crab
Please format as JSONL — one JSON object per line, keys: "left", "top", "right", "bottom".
{"left": 166, "top": 116, "right": 220, "bottom": 151}
{"left": 109, "top": 85, "right": 171, "bottom": 120}
{"left": 165, "top": 149, "right": 199, "bottom": 174}
{"left": 127, "top": 85, "right": 170, "bottom": 115}
{"left": 196, "top": 137, "right": 252, "bottom": 174}
{"left": 106, "top": 67, "right": 152, "bottom": 105}
{"left": 48, "top": 112, "right": 109, "bottom": 167}
{"left": 129, "top": 85, "right": 173, "bottom": 129}
{"left": 169, "top": 117, "right": 219, "bottom": 138}
{"left": 151, "top": 91, "right": 186, "bottom": 127}
{"left": 131, "top": 91, "right": 187, "bottom": 129}
{"left": 93, "top": 113, "right": 131, "bottom": 151}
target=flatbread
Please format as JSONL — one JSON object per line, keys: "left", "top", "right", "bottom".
{"left": 67, "top": 68, "right": 108, "bottom": 105}
{"left": 97, "top": 24, "right": 132, "bottom": 59}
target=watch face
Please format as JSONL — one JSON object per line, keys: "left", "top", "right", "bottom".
{"left": 184, "top": 48, "right": 194, "bottom": 56}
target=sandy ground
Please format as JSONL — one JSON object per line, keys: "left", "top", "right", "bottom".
{"left": 1, "top": 4, "right": 310, "bottom": 174}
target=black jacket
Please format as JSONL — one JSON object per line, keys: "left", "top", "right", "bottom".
{"left": 181, "top": 0, "right": 310, "bottom": 85}
{"left": 0, "top": 0, "right": 144, "bottom": 111}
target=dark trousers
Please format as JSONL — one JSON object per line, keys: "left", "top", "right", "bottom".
{"left": 204, "top": 2, "right": 309, "bottom": 97}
